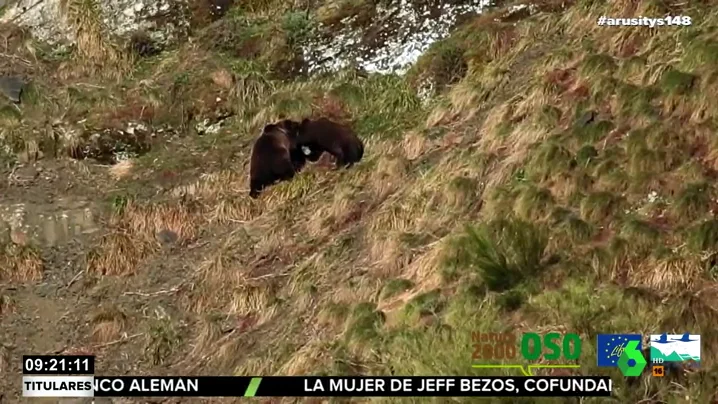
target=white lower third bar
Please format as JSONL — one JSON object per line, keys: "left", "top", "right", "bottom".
{"left": 22, "top": 375, "right": 95, "bottom": 397}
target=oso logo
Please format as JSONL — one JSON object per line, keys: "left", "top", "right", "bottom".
{"left": 471, "top": 332, "right": 517, "bottom": 360}
{"left": 472, "top": 332, "right": 582, "bottom": 361}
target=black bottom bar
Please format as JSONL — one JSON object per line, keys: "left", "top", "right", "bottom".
{"left": 92, "top": 376, "right": 612, "bottom": 397}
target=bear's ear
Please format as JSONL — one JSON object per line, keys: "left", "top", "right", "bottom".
{"left": 263, "top": 123, "right": 276, "bottom": 133}
{"left": 301, "top": 118, "right": 311, "bottom": 126}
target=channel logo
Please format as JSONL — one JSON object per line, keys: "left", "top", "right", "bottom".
{"left": 650, "top": 333, "right": 700, "bottom": 370}
{"left": 596, "top": 334, "right": 646, "bottom": 376}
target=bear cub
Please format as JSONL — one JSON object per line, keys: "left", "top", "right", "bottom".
{"left": 297, "top": 117, "right": 364, "bottom": 168}
{"left": 248, "top": 119, "right": 306, "bottom": 199}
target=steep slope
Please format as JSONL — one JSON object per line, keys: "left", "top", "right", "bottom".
{"left": 1, "top": 0, "right": 717, "bottom": 402}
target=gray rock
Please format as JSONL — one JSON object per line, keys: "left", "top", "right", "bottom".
{"left": 156, "top": 229, "right": 178, "bottom": 246}
{"left": 0, "top": 76, "right": 25, "bottom": 103}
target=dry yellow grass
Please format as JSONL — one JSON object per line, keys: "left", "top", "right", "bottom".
{"left": 86, "top": 232, "right": 149, "bottom": 276}
{"left": 59, "top": 0, "right": 133, "bottom": 79}
{"left": 90, "top": 307, "right": 128, "bottom": 343}
{"left": 120, "top": 200, "right": 199, "bottom": 245}
{"left": 401, "top": 130, "right": 429, "bottom": 161}
{"left": 277, "top": 339, "right": 330, "bottom": 376}
{"left": 108, "top": 159, "right": 134, "bottom": 180}
{"left": 87, "top": 195, "right": 201, "bottom": 277}
{"left": 0, "top": 244, "right": 44, "bottom": 283}
{"left": 627, "top": 255, "right": 703, "bottom": 295}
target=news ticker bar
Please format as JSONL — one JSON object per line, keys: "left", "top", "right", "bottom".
{"left": 23, "top": 376, "right": 612, "bottom": 397}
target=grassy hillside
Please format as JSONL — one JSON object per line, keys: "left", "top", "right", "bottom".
{"left": 1, "top": 0, "right": 717, "bottom": 402}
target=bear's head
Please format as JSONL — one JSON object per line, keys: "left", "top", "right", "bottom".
{"left": 275, "top": 119, "right": 301, "bottom": 137}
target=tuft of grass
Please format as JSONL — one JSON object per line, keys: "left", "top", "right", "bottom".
{"left": 615, "top": 82, "right": 659, "bottom": 118}
{"left": 580, "top": 191, "right": 619, "bottom": 223}
{"left": 0, "top": 104, "right": 22, "bottom": 123}
{"left": 86, "top": 232, "right": 149, "bottom": 276}
{"left": 410, "top": 39, "right": 468, "bottom": 91}
{"left": 281, "top": 10, "right": 315, "bottom": 48}
{"left": 579, "top": 53, "right": 617, "bottom": 78}
{"left": 59, "top": 0, "right": 133, "bottom": 78}
{"left": 687, "top": 219, "right": 718, "bottom": 253}
{"left": 0, "top": 244, "right": 44, "bottom": 283}
{"left": 554, "top": 210, "right": 596, "bottom": 243}
{"left": 400, "top": 289, "right": 445, "bottom": 326}
{"left": 445, "top": 175, "right": 481, "bottom": 209}
{"left": 659, "top": 68, "right": 697, "bottom": 95}
{"left": 535, "top": 105, "right": 562, "bottom": 128}
{"left": 671, "top": 182, "right": 712, "bottom": 222}
{"left": 682, "top": 37, "right": 718, "bottom": 69}
{"left": 575, "top": 144, "right": 598, "bottom": 166}
{"left": 90, "top": 306, "right": 128, "bottom": 343}
{"left": 513, "top": 183, "right": 555, "bottom": 221}
{"left": 573, "top": 120, "right": 614, "bottom": 145}
{"left": 446, "top": 218, "right": 549, "bottom": 292}
{"left": 619, "top": 215, "right": 661, "bottom": 253}
{"left": 145, "top": 315, "right": 182, "bottom": 366}
{"left": 344, "top": 302, "right": 385, "bottom": 343}
{"left": 527, "top": 137, "right": 574, "bottom": 181}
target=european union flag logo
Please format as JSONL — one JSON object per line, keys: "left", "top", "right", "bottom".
{"left": 597, "top": 334, "right": 643, "bottom": 367}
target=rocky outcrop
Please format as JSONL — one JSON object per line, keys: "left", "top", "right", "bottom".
{"left": 0, "top": 0, "right": 190, "bottom": 49}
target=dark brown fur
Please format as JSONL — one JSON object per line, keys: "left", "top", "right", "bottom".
{"left": 248, "top": 120, "right": 305, "bottom": 198}
{"left": 296, "top": 118, "right": 364, "bottom": 168}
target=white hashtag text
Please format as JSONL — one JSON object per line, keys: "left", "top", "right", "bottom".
{"left": 597, "top": 15, "right": 692, "bottom": 27}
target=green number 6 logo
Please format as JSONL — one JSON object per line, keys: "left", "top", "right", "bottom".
{"left": 617, "top": 340, "right": 647, "bottom": 376}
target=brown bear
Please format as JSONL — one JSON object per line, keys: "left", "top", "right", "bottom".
{"left": 248, "top": 119, "right": 306, "bottom": 198}
{"left": 296, "top": 117, "right": 364, "bottom": 168}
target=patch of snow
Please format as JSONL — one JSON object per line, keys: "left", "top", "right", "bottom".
{"left": 303, "top": 0, "right": 492, "bottom": 75}
{"left": 195, "top": 118, "right": 222, "bottom": 136}
{"left": 646, "top": 191, "right": 660, "bottom": 204}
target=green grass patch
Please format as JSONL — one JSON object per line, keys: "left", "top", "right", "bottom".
{"left": 616, "top": 82, "right": 659, "bottom": 118}
{"left": 687, "top": 219, "right": 718, "bottom": 253}
{"left": 381, "top": 278, "right": 414, "bottom": 300}
{"left": 579, "top": 53, "right": 617, "bottom": 78}
{"left": 619, "top": 214, "right": 661, "bottom": 253}
{"left": 409, "top": 39, "right": 468, "bottom": 90}
{"left": 659, "top": 67, "right": 697, "bottom": 95}
{"left": 513, "top": 183, "right": 555, "bottom": 221}
{"left": 553, "top": 209, "right": 596, "bottom": 243}
{"left": 344, "top": 302, "right": 385, "bottom": 343}
{"left": 446, "top": 218, "right": 549, "bottom": 293}
{"left": 672, "top": 182, "right": 712, "bottom": 223}
{"left": 682, "top": 37, "right": 718, "bottom": 69}
{"left": 575, "top": 144, "right": 598, "bottom": 166}
{"left": 573, "top": 120, "right": 613, "bottom": 145}
{"left": 526, "top": 136, "right": 574, "bottom": 181}
{"left": 580, "top": 191, "right": 620, "bottom": 223}
{"left": 528, "top": 276, "right": 661, "bottom": 340}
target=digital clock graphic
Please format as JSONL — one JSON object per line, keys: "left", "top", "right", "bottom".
{"left": 23, "top": 355, "right": 95, "bottom": 375}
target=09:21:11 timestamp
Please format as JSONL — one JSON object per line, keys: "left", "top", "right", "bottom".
{"left": 23, "top": 355, "right": 95, "bottom": 375}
